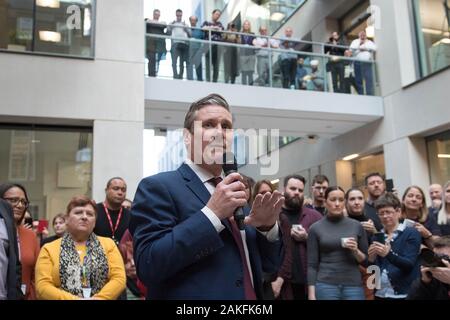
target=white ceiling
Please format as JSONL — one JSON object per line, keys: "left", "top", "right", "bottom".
{"left": 145, "top": 77, "right": 383, "bottom": 138}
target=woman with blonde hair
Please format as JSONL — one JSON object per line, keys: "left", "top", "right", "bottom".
{"left": 436, "top": 181, "right": 450, "bottom": 236}
{"left": 239, "top": 20, "right": 256, "bottom": 85}
{"left": 401, "top": 185, "right": 439, "bottom": 246}
{"left": 35, "top": 195, "right": 125, "bottom": 300}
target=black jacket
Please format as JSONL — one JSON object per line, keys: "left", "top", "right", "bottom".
{"left": 0, "top": 199, "right": 22, "bottom": 299}
{"left": 407, "top": 277, "right": 450, "bottom": 300}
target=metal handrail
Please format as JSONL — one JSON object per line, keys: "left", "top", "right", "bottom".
{"left": 145, "top": 33, "right": 376, "bottom": 63}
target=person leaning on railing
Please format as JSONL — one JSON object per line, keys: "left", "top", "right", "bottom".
{"left": 187, "top": 16, "right": 204, "bottom": 81}
{"left": 201, "top": 9, "right": 224, "bottom": 83}
{"left": 252, "top": 26, "right": 279, "bottom": 87}
{"left": 35, "top": 195, "right": 125, "bottom": 300}
{"left": 239, "top": 20, "right": 256, "bottom": 86}
{"left": 145, "top": 9, "right": 167, "bottom": 77}
{"left": 222, "top": 23, "right": 240, "bottom": 84}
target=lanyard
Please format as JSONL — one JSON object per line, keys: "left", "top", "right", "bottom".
{"left": 80, "top": 241, "right": 91, "bottom": 288}
{"left": 103, "top": 202, "right": 123, "bottom": 241}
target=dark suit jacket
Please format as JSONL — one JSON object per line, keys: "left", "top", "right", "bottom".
{"left": 0, "top": 199, "right": 22, "bottom": 299}
{"left": 129, "top": 163, "right": 282, "bottom": 299}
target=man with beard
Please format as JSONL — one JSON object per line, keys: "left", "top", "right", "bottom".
{"left": 363, "top": 173, "right": 384, "bottom": 231}
{"left": 272, "top": 175, "right": 323, "bottom": 300}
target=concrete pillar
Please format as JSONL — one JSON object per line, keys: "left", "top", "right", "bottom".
{"left": 92, "top": 120, "right": 144, "bottom": 202}
{"left": 383, "top": 137, "right": 429, "bottom": 197}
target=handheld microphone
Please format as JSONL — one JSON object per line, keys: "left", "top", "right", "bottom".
{"left": 222, "top": 152, "right": 246, "bottom": 230}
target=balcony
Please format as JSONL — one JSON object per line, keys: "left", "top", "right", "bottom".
{"left": 145, "top": 27, "right": 383, "bottom": 138}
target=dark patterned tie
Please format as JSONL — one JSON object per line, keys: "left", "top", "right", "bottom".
{"left": 208, "top": 177, "right": 257, "bottom": 300}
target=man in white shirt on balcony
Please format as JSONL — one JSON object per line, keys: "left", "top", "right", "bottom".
{"left": 350, "top": 31, "right": 377, "bottom": 96}
{"left": 167, "top": 9, "right": 190, "bottom": 79}
{"left": 253, "top": 26, "right": 279, "bottom": 86}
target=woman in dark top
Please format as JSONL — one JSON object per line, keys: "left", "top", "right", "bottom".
{"left": 345, "top": 187, "right": 376, "bottom": 300}
{"left": 436, "top": 181, "right": 450, "bottom": 236}
{"left": 401, "top": 185, "right": 439, "bottom": 247}
{"left": 41, "top": 213, "right": 66, "bottom": 246}
{"left": 345, "top": 187, "right": 377, "bottom": 237}
{"left": 308, "top": 186, "right": 367, "bottom": 300}
{"left": 239, "top": 20, "right": 256, "bottom": 85}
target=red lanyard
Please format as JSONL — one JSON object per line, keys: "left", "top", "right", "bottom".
{"left": 103, "top": 202, "right": 123, "bottom": 240}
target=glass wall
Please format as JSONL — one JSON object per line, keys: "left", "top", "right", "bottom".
{"left": 351, "top": 152, "right": 385, "bottom": 192}
{"left": 0, "top": 126, "right": 93, "bottom": 232}
{"left": 0, "top": 0, "right": 94, "bottom": 57}
{"left": 427, "top": 130, "right": 450, "bottom": 185}
{"left": 413, "top": 0, "right": 450, "bottom": 77}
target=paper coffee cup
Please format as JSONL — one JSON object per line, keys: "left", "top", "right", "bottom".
{"left": 403, "top": 219, "right": 416, "bottom": 228}
{"left": 82, "top": 287, "right": 92, "bottom": 298}
{"left": 341, "top": 237, "right": 353, "bottom": 247}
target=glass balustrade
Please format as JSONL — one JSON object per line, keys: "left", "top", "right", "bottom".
{"left": 145, "top": 28, "right": 379, "bottom": 96}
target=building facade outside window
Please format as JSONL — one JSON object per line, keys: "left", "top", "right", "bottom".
{"left": 0, "top": 126, "right": 93, "bottom": 226}
{"left": 0, "top": 0, "right": 95, "bottom": 57}
{"left": 427, "top": 130, "right": 450, "bottom": 185}
{"left": 412, "top": 0, "right": 450, "bottom": 78}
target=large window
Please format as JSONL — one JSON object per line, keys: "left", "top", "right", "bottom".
{"left": 0, "top": 0, "right": 94, "bottom": 57}
{"left": 0, "top": 125, "right": 92, "bottom": 226}
{"left": 413, "top": 0, "right": 450, "bottom": 77}
{"left": 427, "top": 130, "right": 450, "bottom": 185}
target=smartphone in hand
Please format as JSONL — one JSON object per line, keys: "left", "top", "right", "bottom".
{"left": 373, "top": 232, "right": 385, "bottom": 244}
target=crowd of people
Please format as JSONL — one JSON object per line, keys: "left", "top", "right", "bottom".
{"left": 1, "top": 93, "right": 449, "bottom": 300}
{"left": 145, "top": 8, "right": 377, "bottom": 95}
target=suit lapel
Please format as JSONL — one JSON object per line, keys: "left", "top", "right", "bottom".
{"left": 178, "top": 163, "right": 211, "bottom": 206}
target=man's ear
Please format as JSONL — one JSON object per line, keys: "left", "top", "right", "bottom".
{"left": 183, "top": 128, "right": 191, "bottom": 146}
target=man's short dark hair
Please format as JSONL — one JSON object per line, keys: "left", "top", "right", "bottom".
{"left": 364, "top": 172, "right": 384, "bottom": 186}
{"left": 312, "top": 174, "right": 329, "bottom": 185}
{"left": 374, "top": 192, "right": 401, "bottom": 210}
{"left": 433, "top": 236, "right": 450, "bottom": 249}
{"left": 212, "top": 9, "right": 221, "bottom": 15}
{"left": 176, "top": 9, "right": 182, "bottom": 13}
{"left": 106, "top": 177, "right": 126, "bottom": 189}
{"left": 153, "top": 9, "right": 160, "bottom": 14}
{"left": 184, "top": 93, "right": 230, "bottom": 133}
{"left": 284, "top": 174, "right": 306, "bottom": 187}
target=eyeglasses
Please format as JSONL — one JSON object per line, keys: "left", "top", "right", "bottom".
{"left": 3, "top": 197, "right": 29, "bottom": 209}
{"left": 377, "top": 210, "right": 396, "bottom": 217}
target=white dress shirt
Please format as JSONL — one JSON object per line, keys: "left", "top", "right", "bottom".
{"left": 185, "top": 159, "right": 279, "bottom": 286}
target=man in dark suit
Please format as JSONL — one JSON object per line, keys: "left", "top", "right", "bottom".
{"left": 0, "top": 199, "right": 22, "bottom": 300}
{"left": 130, "top": 93, "right": 284, "bottom": 299}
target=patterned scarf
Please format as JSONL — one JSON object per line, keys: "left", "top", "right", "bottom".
{"left": 59, "top": 233, "right": 109, "bottom": 297}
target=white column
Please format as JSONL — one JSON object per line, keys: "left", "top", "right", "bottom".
{"left": 92, "top": 120, "right": 144, "bottom": 202}
{"left": 383, "top": 137, "right": 429, "bottom": 196}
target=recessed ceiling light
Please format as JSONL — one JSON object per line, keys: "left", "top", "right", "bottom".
{"left": 343, "top": 153, "right": 359, "bottom": 161}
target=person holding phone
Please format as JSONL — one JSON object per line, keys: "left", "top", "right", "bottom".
{"left": 0, "top": 183, "right": 39, "bottom": 300}
{"left": 35, "top": 195, "right": 125, "bottom": 300}
{"left": 368, "top": 193, "right": 422, "bottom": 300}
{"left": 401, "top": 186, "right": 440, "bottom": 247}
{"left": 345, "top": 187, "right": 377, "bottom": 300}
{"left": 407, "top": 236, "right": 450, "bottom": 300}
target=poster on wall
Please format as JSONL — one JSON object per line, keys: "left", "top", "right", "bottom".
{"left": 8, "top": 130, "right": 36, "bottom": 181}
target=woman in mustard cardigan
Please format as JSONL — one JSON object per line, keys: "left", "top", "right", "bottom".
{"left": 35, "top": 195, "right": 125, "bottom": 300}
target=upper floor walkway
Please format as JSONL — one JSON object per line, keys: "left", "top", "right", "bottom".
{"left": 145, "top": 27, "right": 383, "bottom": 138}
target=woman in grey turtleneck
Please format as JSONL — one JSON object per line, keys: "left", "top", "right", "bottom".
{"left": 307, "top": 186, "right": 368, "bottom": 300}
